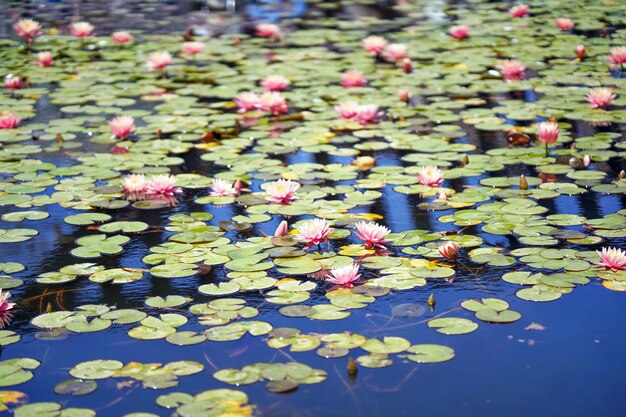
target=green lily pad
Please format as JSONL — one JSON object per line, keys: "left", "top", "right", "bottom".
{"left": 404, "top": 344, "right": 455, "bottom": 363}
{"left": 427, "top": 317, "right": 478, "bottom": 335}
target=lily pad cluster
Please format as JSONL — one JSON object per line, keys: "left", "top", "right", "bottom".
{"left": 1, "top": 0, "right": 626, "bottom": 414}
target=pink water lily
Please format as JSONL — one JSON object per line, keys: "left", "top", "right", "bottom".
{"left": 121, "top": 174, "right": 148, "bottom": 194}
{"left": 401, "top": 58, "right": 413, "bottom": 73}
{"left": 14, "top": 19, "right": 41, "bottom": 42}
{"left": 536, "top": 121, "right": 560, "bottom": 156}
{"left": 362, "top": 36, "right": 388, "bottom": 56}
{"left": 296, "top": 218, "right": 333, "bottom": 249}
{"left": 439, "top": 241, "right": 459, "bottom": 262}
{"left": 256, "top": 23, "right": 281, "bottom": 39}
{"left": 260, "top": 75, "right": 290, "bottom": 92}
{"left": 397, "top": 89, "right": 412, "bottom": 102}
{"left": 0, "top": 290, "right": 15, "bottom": 329}
{"left": 536, "top": 121, "right": 560, "bottom": 145}
{"left": 5, "top": 76, "right": 23, "bottom": 89}
{"left": 340, "top": 70, "right": 367, "bottom": 88}
{"left": 146, "top": 175, "right": 181, "bottom": 197}
{"left": 235, "top": 92, "right": 261, "bottom": 113}
{"left": 257, "top": 92, "right": 288, "bottom": 116}
{"left": 555, "top": 18, "right": 574, "bottom": 31}
{"left": 354, "top": 104, "right": 382, "bottom": 125}
{"left": 586, "top": 87, "right": 617, "bottom": 110}
{"left": 273, "top": 220, "right": 289, "bottom": 237}
{"left": 383, "top": 43, "right": 409, "bottom": 62}
{"left": 326, "top": 263, "right": 361, "bottom": 288}
{"left": 69, "top": 21, "right": 94, "bottom": 37}
{"left": 0, "top": 113, "right": 21, "bottom": 130}
{"left": 112, "top": 31, "right": 133, "bottom": 44}
{"left": 182, "top": 41, "right": 205, "bottom": 56}
{"left": 608, "top": 46, "right": 626, "bottom": 68}
{"left": 37, "top": 51, "right": 53, "bottom": 67}
{"left": 509, "top": 4, "right": 529, "bottom": 18}
{"left": 147, "top": 51, "right": 173, "bottom": 72}
{"left": 108, "top": 116, "right": 135, "bottom": 140}
{"left": 594, "top": 247, "right": 626, "bottom": 272}
{"left": 449, "top": 25, "right": 470, "bottom": 39}
{"left": 575, "top": 45, "right": 586, "bottom": 60}
{"left": 498, "top": 59, "right": 526, "bottom": 81}
{"left": 263, "top": 179, "right": 300, "bottom": 205}
{"left": 355, "top": 221, "right": 390, "bottom": 248}
{"left": 233, "top": 179, "right": 247, "bottom": 195}
{"left": 210, "top": 178, "right": 238, "bottom": 196}
{"left": 335, "top": 101, "right": 360, "bottom": 119}
{"left": 417, "top": 166, "right": 444, "bottom": 186}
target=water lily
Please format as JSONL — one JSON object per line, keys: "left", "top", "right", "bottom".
{"left": 449, "top": 25, "right": 470, "bottom": 39}
{"left": 36, "top": 51, "right": 53, "bottom": 67}
{"left": 575, "top": 45, "right": 586, "bottom": 60}
{"left": 69, "top": 21, "right": 94, "bottom": 37}
{"left": 594, "top": 247, "right": 626, "bottom": 272}
{"left": 608, "top": 46, "right": 626, "bottom": 69}
{"left": 260, "top": 75, "right": 290, "bottom": 92}
{"left": 273, "top": 220, "right": 289, "bottom": 237}
{"left": 233, "top": 179, "right": 247, "bottom": 195}
{"left": 146, "top": 51, "right": 173, "bottom": 72}
{"left": 536, "top": 121, "right": 560, "bottom": 144}
{"left": 325, "top": 263, "right": 361, "bottom": 288}
{"left": 0, "top": 113, "right": 21, "bottom": 130}
{"left": 122, "top": 174, "right": 148, "bottom": 194}
{"left": 519, "top": 174, "right": 528, "bottom": 190}
{"left": 417, "top": 166, "right": 444, "bottom": 186}
{"left": 536, "top": 121, "right": 560, "bottom": 156}
{"left": 235, "top": 92, "right": 261, "bottom": 113}
{"left": 257, "top": 92, "right": 288, "bottom": 116}
{"left": 256, "top": 23, "right": 281, "bottom": 39}
{"left": 401, "top": 58, "right": 413, "bottom": 73}
{"left": 555, "top": 18, "right": 574, "bottom": 31}
{"left": 397, "top": 89, "right": 412, "bottom": 102}
{"left": 209, "top": 179, "right": 238, "bottom": 196}
{"left": 14, "top": 18, "right": 41, "bottom": 44}
{"left": 108, "top": 116, "right": 135, "bottom": 140}
{"left": 112, "top": 31, "right": 133, "bottom": 44}
{"left": 263, "top": 179, "right": 300, "bottom": 205}
{"left": 341, "top": 70, "right": 367, "bottom": 88}
{"left": 362, "top": 36, "right": 388, "bottom": 56}
{"left": 354, "top": 104, "right": 382, "bottom": 125}
{"left": 355, "top": 221, "right": 391, "bottom": 248}
{"left": 5, "top": 76, "right": 23, "bottom": 90}
{"left": 498, "top": 59, "right": 526, "bottom": 81}
{"left": 509, "top": 4, "right": 529, "bottom": 17}
{"left": 383, "top": 43, "right": 409, "bottom": 62}
{"left": 146, "top": 175, "right": 181, "bottom": 196}
{"left": 182, "top": 41, "right": 205, "bottom": 56}
{"left": 352, "top": 156, "right": 376, "bottom": 170}
{"left": 296, "top": 218, "right": 333, "bottom": 249}
{"left": 439, "top": 241, "right": 459, "bottom": 262}
{"left": 0, "top": 290, "right": 15, "bottom": 329}
{"left": 335, "top": 101, "right": 360, "bottom": 119}
{"left": 586, "top": 87, "right": 616, "bottom": 110}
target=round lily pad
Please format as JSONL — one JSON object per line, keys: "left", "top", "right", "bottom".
{"left": 427, "top": 317, "right": 478, "bottom": 335}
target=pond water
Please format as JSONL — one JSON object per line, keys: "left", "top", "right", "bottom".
{"left": 1, "top": 0, "right": 626, "bottom": 416}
